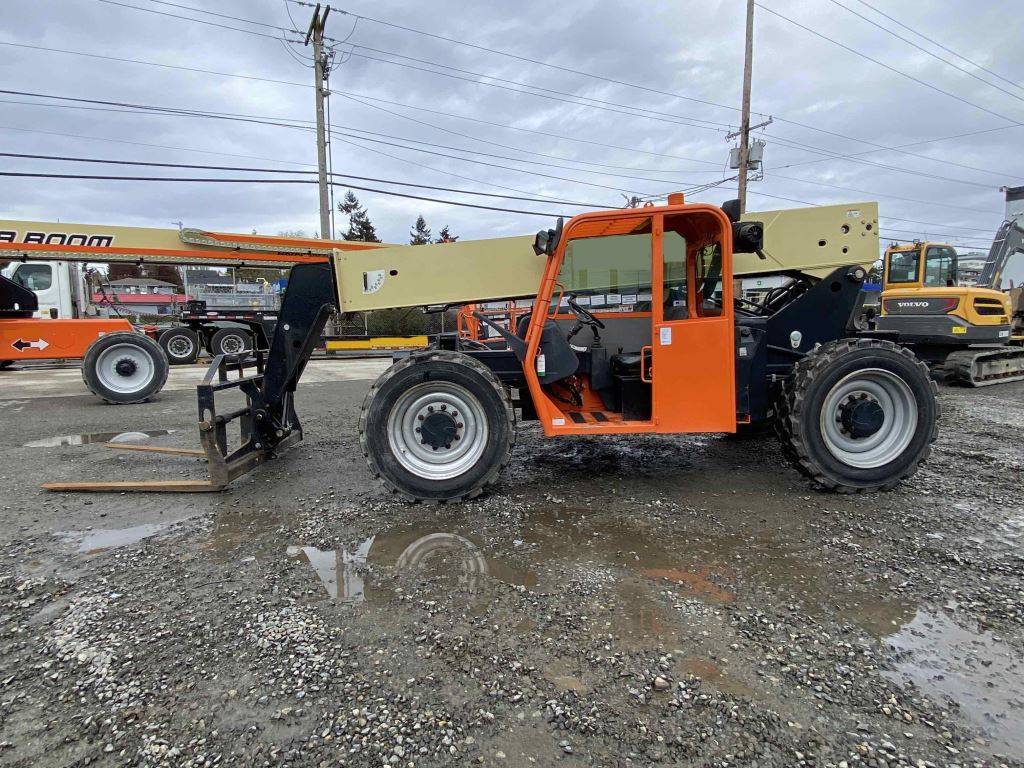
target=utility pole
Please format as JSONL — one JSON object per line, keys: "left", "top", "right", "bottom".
{"left": 305, "top": 4, "right": 332, "bottom": 240}
{"left": 737, "top": 0, "right": 755, "bottom": 214}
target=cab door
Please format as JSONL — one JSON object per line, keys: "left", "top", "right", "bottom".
{"left": 649, "top": 212, "right": 736, "bottom": 433}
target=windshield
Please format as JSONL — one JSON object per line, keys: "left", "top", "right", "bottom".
{"left": 923, "top": 245, "right": 957, "bottom": 287}
{"left": 887, "top": 247, "right": 920, "bottom": 284}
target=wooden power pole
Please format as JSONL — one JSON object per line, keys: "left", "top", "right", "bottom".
{"left": 737, "top": 0, "right": 755, "bottom": 214}
{"left": 305, "top": 4, "right": 332, "bottom": 240}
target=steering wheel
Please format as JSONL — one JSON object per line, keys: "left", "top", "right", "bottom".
{"left": 566, "top": 295, "right": 605, "bottom": 328}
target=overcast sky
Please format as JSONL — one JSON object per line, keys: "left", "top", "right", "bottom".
{"left": 1, "top": 0, "right": 1021, "bottom": 251}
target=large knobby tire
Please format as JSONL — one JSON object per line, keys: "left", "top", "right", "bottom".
{"left": 158, "top": 327, "right": 200, "bottom": 365}
{"left": 359, "top": 351, "right": 516, "bottom": 502}
{"left": 210, "top": 328, "right": 252, "bottom": 358}
{"left": 775, "top": 338, "right": 938, "bottom": 492}
{"left": 82, "top": 332, "right": 170, "bottom": 404}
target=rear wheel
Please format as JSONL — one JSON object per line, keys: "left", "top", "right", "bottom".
{"left": 158, "top": 327, "right": 200, "bottom": 365}
{"left": 776, "top": 338, "right": 938, "bottom": 492}
{"left": 82, "top": 332, "right": 169, "bottom": 404}
{"left": 210, "top": 328, "right": 252, "bottom": 358}
{"left": 0, "top": 360, "right": 13, "bottom": 370}
{"left": 359, "top": 350, "right": 515, "bottom": 502}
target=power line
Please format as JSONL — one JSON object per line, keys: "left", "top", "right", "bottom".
{"left": 825, "top": 0, "right": 1024, "bottom": 106}
{"left": 849, "top": 0, "right": 1024, "bottom": 93}
{"left": 0, "top": 88, "right": 1002, "bottom": 216}
{"left": 93, "top": 0, "right": 304, "bottom": 42}
{"left": 335, "top": 46, "right": 1011, "bottom": 187}
{"left": 0, "top": 171, "right": 569, "bottom": 218}
{"left": 135, "top": 0, "right": 295, "bottom": 31}
{"left": 755, "top": 2, "right": 1024, "bottom": 126}
{"left": 15, "top": 18, "right": 1016, "bottom": 187}
{"left": 0, "top": 40, "right": 312, "bottom": 89}
{"left": 7, "top": 35, "right": 1017, "bottom": 184}
{"left": 0, "top": 150, "right": 605, "bottom": 207}
{"left": 340, "top": 92, "right": 717, "bottom": 177}
{"left": 321, "top": 3, "right": 1019, "bottom": 179}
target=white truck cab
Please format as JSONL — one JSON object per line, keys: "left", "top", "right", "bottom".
{"left": 2, "top": 261, "right": 90, "bottom": 319}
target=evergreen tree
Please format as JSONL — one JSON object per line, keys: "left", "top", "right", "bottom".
{"left": 435, "top": 225, "right": 459, "bottom": 244}
{"left": 338, "top": 191, "right": 381, "bottom": 243}
{"left": 409, "top": 215, "right": 432, "bottom": 245}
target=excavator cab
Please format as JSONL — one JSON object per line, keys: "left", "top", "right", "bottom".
{"left": 878, "top": 241, "right": 1012, "bottom": 347}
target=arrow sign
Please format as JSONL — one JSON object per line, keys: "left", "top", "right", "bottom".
{"left": 12, "top": 338, "right": 50, "bottom": 352}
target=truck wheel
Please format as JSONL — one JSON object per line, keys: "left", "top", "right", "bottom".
{"left": 210, "top": 328, "right": 252, "bottom": 358}
{"left": 82, "top": 332, "right": 170, "bottom": 404}
{"left": 359, "top": 350, "right": 516, "bottom": 502}
{"left": 0, "top": 360, "right": 12, "bottom": 370}
{"left": 776, "top": 338, "right": 938, "bottom": 492}
{"left": 158, "top": 327, "right": 200, "bottom": 365}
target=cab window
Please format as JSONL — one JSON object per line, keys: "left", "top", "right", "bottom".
{"left": 887, "top": 249, "right": 920, "bottom": 284}
{"left": 12, "top": 264, "right": 52, "bottom": 291}
{"left": 695, "top": 243, "right": 723, "bottom": 317}
{"left": 558, "top": 220, "right": 652, "bottom": 312}
{"left": 923, "top": 245, "right": 956, "bottom": 287}
{"left": 662, "top": 230, "right": 687, "bottom": 319}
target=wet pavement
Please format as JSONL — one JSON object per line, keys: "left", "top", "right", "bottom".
{"left": 0, "top": 372, "right": 1022, "bottom": 766}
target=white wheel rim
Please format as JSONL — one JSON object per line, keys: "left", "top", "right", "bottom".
{"left": 819, "top": 368, "right": 917, "bottom": 469}
{"left": 386, "top": 381, "right": 488, "bottom": 480}
{"left": 219, "top": 333, "right": 247, "bottom": 355}
{"left": 94, "top": 343, "right": 156, "bottom": 394}
{"left": 167, "top": 334, "right": 194, "bottom": 359}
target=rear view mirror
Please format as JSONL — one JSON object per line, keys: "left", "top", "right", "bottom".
{"left": 532, "top": 217, "right": 564, "bottom": 256}
{"left": 532, "top": 228, "right": 550, "bottom": 256}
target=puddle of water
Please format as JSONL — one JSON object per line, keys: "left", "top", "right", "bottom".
{"left": 885, "top": 611, "right": 1024, "bottom": 756}
{"left": 57, "top": 521, "right": 175, "bottom": 554}
{"left": 24, "top": 429, "right": 172, "bottom": 448}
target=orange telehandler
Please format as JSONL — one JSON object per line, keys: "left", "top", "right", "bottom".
{"left": 43, "top": 195, "right": 939, "bottom": 497}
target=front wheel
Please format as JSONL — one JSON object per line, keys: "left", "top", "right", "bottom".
{"left": 776, "top": 338, "right": 938, "bottom": 492}
{"left": 0, "top": 360, "right": 13, "bottom": 370}
{"left": 359, "top": 351, "right": 515, "bottom": 502}
{"left": 82, "top": 332, "right": 170, "bottom": 404}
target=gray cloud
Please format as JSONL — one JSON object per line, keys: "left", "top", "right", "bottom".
{"left": 1, "top": 0, "right": 1019, "bottom": 251}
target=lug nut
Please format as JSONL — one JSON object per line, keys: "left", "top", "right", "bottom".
{"left": 415, "top": 427, "right": 421, "bottom": 433}
{"left": 440, "top": 404, "right": 447, "bottom": 411}
{"left": 417, "top": 414, "right": 424, "bottom": 421}
{"left": 456, "top": 422, "right": 464, "bottom": 428}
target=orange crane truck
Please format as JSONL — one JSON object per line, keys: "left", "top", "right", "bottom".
{"left": 42, "top": 196, "right": 940, "bottom": 497}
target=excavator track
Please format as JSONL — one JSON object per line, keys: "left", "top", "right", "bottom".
{"left": 945, "top": 347, "right": 1024, "bottom": 387}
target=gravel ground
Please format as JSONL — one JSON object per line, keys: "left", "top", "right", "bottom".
{"left": 0, "top": 364, "right": 1021, "bottom": 767}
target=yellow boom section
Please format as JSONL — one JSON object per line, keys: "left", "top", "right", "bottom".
{"left": 335, "top": 202, "right": 879, "bottom": 312}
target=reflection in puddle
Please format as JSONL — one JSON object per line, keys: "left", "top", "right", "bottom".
{"left": 287, "top": 537, "right": 375, "bottom": 601}
{"left": 57, "top": 522, "right": 174, "bottom": 554}
{"left": 25, "top": 429, "right": 172, "bottom": 448}
{"left": 885, "top": 611, "right": 1024, "bottom": 755}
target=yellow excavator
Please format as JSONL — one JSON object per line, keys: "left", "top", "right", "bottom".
{"left": 875, "top": 215, "right": 1024, "bottom": 385}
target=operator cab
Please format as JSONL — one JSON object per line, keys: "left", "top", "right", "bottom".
{"left": 474, "top": 196, "right": 740, "bottom": 434}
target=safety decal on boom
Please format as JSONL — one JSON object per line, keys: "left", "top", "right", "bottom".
{"left": 362, "top": 269, "right": 386, "bottom": 294}
{"left": 11, "top": 338, "right": 49, "bottom": 351}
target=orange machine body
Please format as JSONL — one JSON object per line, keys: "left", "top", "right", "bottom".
{"left": 519, "top": 200, "right": 736, "bottom": 437}
{"left": 1, "top": 318, "right": 135, "bottom": 361}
